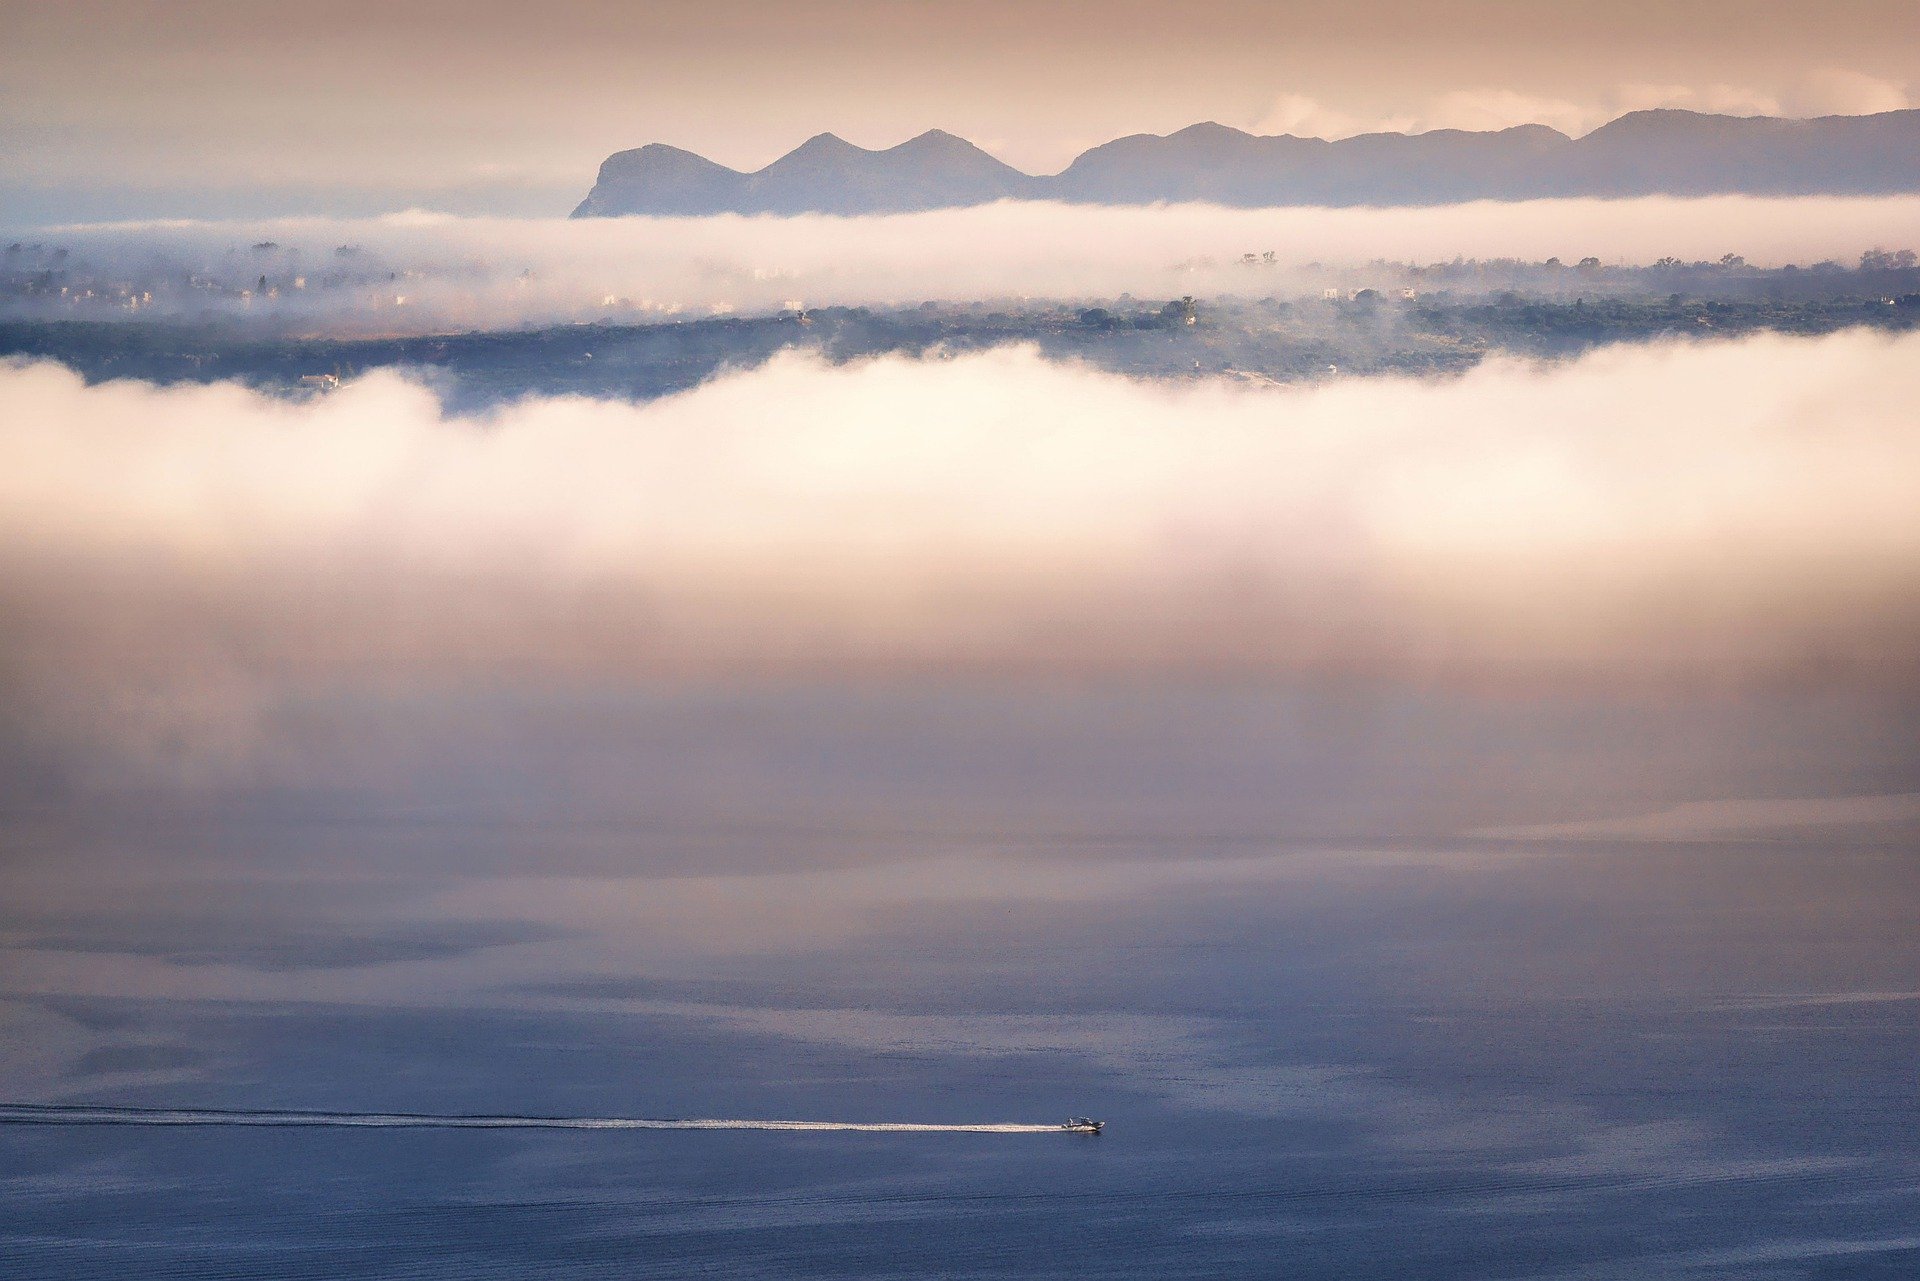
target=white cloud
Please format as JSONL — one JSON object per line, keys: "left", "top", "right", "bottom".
{"left": 1409, "top": 89, "right": 1597, "bottom": 137}
{"left": 2, "top": 329, "right": 1917, "bottom": 757}
{"left": 1254, "top": 70, "right": 1911, "bottom": 141}
{"left": 1781, "top": 69, "right": 1912, "bottom": 118}
{"left": 1611, "top": 82, "right": 1784, "bottom": 122}
{"left": 1251, "top": 94, "right": 1411, "bottom": 140}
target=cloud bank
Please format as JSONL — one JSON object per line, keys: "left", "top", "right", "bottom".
{"left": 1255, "top": 71, "right": 1914, "bottom": 141}
{"left": 21, "top": 196, "right": 1920, "bottom": 334}
{"left": 3, "top": 327, "right": 1918, "bottom": 780}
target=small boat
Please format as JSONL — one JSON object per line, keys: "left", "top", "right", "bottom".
{"left": 1062, "top": 1117, "right": 1104, "bottom": 1134}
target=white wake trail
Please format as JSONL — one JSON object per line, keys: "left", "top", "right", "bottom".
{"left": 0, "top": 1104, "right": 1070, "bottom": 1134}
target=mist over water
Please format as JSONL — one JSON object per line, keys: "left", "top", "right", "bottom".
{"left": 16, "top": 195, "right": 1920, "bottom": 332}
{"left": 3, "top": 768, "right": 1916, "bottom": 1278}
{"left": 4, "top": 331, "right": 1918, "bottom": 748}
{"left": 3, "top": 325, "right": 1917, "bottom": 1278}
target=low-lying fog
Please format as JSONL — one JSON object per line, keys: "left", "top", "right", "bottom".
{"left": 13, "top": 195, "right": 1920, "bottom": 333}
{"left": 1, "top": 328, "right": 1916, "bottom": 825}
{"left": 4, "top": 309, "right": 1916, "bottom": 1281}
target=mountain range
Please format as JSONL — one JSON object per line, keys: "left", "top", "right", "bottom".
{"left": 572, "top": 109, "right": 1920, "bottom": 216}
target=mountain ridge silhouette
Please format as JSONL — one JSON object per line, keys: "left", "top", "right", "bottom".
{"left": 572, "top": 109, "right": 1920, "bottom": 216}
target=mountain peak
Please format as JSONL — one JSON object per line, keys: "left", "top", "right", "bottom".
{"left": 793, "top": 131, "right": 858, "bottom": 150}
{"left": 574, "top": 111, "right": 1920, "bottom": 216}
{"left": 894, "top": 128, "right": 985, "bottom": 155}
{"left": 573, "top": 143, "right": 747, "bottom": 216}
{"left": 1170, "top": 121, "right": 1252, "bottom": 141}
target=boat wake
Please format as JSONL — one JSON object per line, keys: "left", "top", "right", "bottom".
{"left": 0, "top": 1103, "right": 1072, "bottom": 1134}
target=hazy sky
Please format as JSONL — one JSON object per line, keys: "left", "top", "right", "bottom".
{"left": 4, "top": 0, "right": 1918, "bottom": 220}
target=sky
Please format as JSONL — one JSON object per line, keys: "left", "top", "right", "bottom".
{"left": 4, "top": 0, "right": 1918, "bottom": 221}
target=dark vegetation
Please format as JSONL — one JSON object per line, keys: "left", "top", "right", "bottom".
{"left": 5, "top": 263, "right": 1918, "bottom": 409}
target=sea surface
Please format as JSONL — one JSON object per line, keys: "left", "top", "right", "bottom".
{"left": 2, "top": 686, "right": 1916, "bottom": 1278}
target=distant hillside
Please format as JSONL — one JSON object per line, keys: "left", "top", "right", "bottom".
{"left": 573, "top": 129, "right": 1035, "bottom": 217}
{"left": 573, "top": 110, "right": 1920, "bottom": 216}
